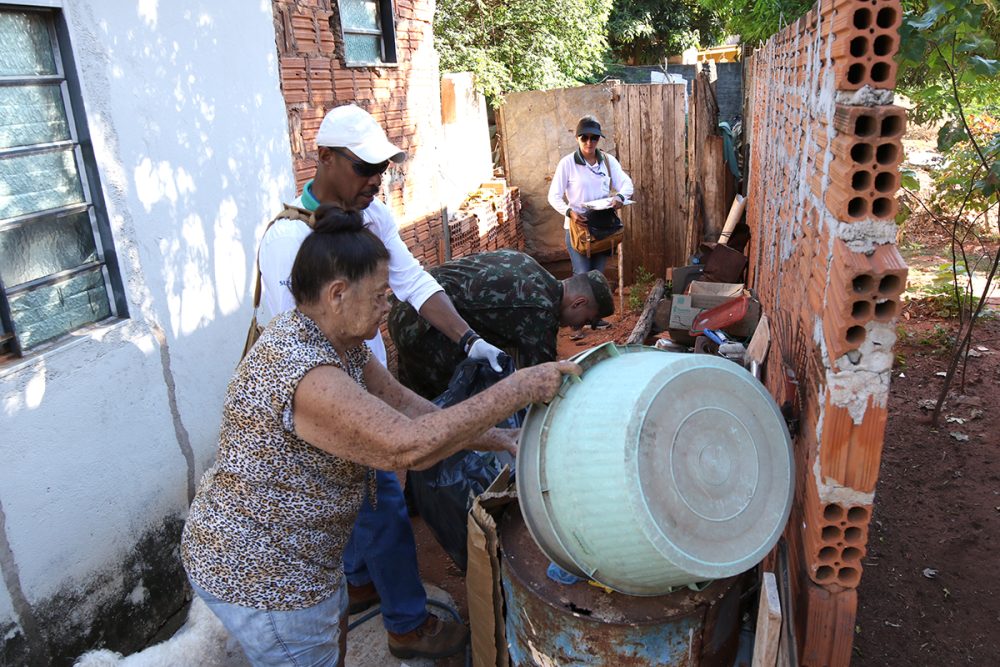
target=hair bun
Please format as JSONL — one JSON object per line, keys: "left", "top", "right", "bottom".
{"left": 313, "top": 204, "right": 365, "bottom": 234}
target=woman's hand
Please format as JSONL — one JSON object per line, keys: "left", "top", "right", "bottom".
{"left": 516, "top": 361, "right": 582, "bottom": 404}
{"left": 611, "top": 196, "right": 624, "bottom": 210}
{"left": 569, "top": 209, "right": 589, "bottom": 227}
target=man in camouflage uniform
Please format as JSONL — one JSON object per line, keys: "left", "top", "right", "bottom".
{"left": 389, "top": 249, "right": 614, "bottom": 399}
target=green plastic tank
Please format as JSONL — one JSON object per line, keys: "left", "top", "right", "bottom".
{"left": 516, "top": 343, "right": 794, "bottom": 595}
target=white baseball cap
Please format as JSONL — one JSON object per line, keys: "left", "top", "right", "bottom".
{"left": 315, "top": 104, "right": 407, "bottom": 164}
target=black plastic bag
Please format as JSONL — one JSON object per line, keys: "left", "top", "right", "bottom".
{"left": 586, "top": 207, "right": 623, "bottom": 240}
{"left": 406, "top": 355, "right": 523, "bottom": 571}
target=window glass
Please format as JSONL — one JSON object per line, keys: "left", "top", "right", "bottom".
{"left": 0, "top": 149, "right": 85, "bottom": 220}
{"left": 0, "top": 11, "right": 56, "bottom": 76}
{"left": 345, "top": 34, "right": 381, "bottom": 63}
{"left": 341, "top": 0, "right": 378, "bottom": 30}
{"left": 0, "top": 210, "right": 98, "bottom": 287}
{"left": 0, "top": 84, "right": 70, "bottom": 149}
{"left": 7, "top": 267, "right": 111, "bottom": 348}
{"left": 0, "top": 7, "right": 125, "bottom": 355}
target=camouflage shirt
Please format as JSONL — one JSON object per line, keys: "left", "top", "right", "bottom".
{"left": 388, "top": 250, "right": 562, "bottom": 399}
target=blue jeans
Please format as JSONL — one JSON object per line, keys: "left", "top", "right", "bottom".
{"left": 190, "top": 578, "right": 347, "bottom": 667}
{"left": 566, "top": 229, "right": 611, "bottom": 275}
{"left": 342, "top": 469, "right": 428, "bottom": 634}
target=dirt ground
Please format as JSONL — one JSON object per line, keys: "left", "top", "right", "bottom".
{"left": 853, "top": 309, "right": 1000, "bottom": 666}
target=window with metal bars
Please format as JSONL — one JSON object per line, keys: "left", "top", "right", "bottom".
{"left": 0, "top": 5, "right": 127, "bottom": 360}
{"left": 337, "top": 0, "right": 397, "bottom": 66}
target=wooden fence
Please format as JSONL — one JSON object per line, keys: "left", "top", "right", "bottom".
{"left": 611, "top": 83, "right": 691, "bottom": 280}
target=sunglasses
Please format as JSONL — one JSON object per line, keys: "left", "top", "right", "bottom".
{"left": 333, "top": 147, "right": 390, "bottom": 178}
{"left": 579, "top": 134, "right": 601, "bottom": 143}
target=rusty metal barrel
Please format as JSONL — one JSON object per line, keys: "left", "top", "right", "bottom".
{"left": 500, "top": 508, "right": 743, "bottom": 667}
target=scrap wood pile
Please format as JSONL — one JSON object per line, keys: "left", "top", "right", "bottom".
{"left": 630, "top": 194, "right": 771, "bottom": 373}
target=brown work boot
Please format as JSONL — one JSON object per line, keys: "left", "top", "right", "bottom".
{"left": 387, "top": 613, "right": 469, "bottom": 659}
{"left": 347, "top": 581, "right": 380, "bottom": 615}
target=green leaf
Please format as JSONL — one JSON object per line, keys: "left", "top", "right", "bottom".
{"left": 938, "top": 121, "right": 968, "bottom": 152}
{"left": 910, "top": 3, "right": 948, "bottom": 30}
{"left": 982, "top": 162, "right": 1000, "bottom": 198}
{"left": 901, "top": 169, "right": 921, "bottom": 191}
{"left": 898, "top": 26, "right": 928, "bottom": 63}
{"left": 969, "top": 56, "right": 1000, "bottom": 76}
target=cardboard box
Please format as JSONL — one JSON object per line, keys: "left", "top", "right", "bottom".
{"left": 466, "top": 469, "right": 516, "bottom": 667}
{"left": 689, "top": 281, "right": 743, "bottom": 298}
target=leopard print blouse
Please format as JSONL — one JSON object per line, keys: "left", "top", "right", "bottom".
{"left": 181, "top": 309, "right": 374, "bottom": 610}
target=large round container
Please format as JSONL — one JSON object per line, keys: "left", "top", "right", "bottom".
{"left": 517, "top": 343, "right": 793, "bottom": 595}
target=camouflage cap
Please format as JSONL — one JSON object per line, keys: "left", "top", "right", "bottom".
{"left": 586, "top": 270, "right": 614, "bottom": 318}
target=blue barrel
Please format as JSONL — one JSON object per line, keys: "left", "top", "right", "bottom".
{"left": 501, "top": 507, "right": 742, "bottom": 666}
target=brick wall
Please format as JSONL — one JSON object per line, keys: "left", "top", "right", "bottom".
{"left": 745, "top": 0, "right": 907, "bottom": 664}
{"left": 270, "top": 0, "right": 522, "bottom": 268}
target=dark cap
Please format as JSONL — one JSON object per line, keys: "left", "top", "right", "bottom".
{"left": 586, "top": 270, "right": 614, "bottom": 318}
{"left": 575, "top": 117, "right": 604, "bottom": 138}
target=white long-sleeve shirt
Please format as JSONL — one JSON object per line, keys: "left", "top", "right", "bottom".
{"left": 257, "top": 185, "right": 444, "bottom": 366}
{"left": 547, "top": 149, "right": 634, "bottom": 229}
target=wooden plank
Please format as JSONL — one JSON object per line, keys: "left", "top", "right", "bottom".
{"left": 686, "top": 77, "right": 700, "bottom": 248}
{"left": 626, "top": 278, "right": 666, "bottom": 345}
{"left": 752, "top": 572, "right": 782, "bottom": 667}
{"left": 626, "top": 85, "right": 642, "bottom": 280}
{"left": 703, "top": 136, "right": 727, "bottom": 237}
{"left": 613, "top": 83, "right": 633, "bottom": 270}
{"left": 497, "top": 104, "right": 511, "bottom": 187}
{"left": 671, "top": 85, "right": 689, "bottom": 263}
{"left": 662, "top": 85, "right": 679, "bottom": 267}
{"left": 618, "top": 244, "right": 625, "bottom": 316}
{"left": 747, "top": 313, "right": 771, "bottom": 366}
{"left": 640, "top": 84, "right": 655, "bottom": 279}
{"left": 647, "top": 85, "right": 665, "bottom": 277}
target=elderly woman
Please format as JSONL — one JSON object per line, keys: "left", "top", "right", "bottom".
{"left": 181, "top": 205, "right": 578, "bottom": 666}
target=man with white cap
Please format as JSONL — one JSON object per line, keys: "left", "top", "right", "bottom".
{"left": 258, "top": 104, "right": 502, "bottom": 659}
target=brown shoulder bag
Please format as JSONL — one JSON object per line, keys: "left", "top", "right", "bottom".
{"left": 241, "top": 204, "right": 315, "bottom": 360}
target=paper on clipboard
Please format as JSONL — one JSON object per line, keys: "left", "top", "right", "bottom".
{"left": 582, "top": 197, "right": 634, "bottom": 210}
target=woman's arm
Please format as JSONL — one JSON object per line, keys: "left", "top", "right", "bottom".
{"left": 293, "top": 360, "right": 579, "bottom": 471}
{"left": 363, "top": 357, "right": 439, "bottom": 418}
{"left": 363, "top": 360, "right": 520, "bottom": 455}
{"left": 546, "top": 157, "right": 571, "bottom": 217}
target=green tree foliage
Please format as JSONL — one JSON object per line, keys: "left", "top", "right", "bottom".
{"left": 898, "top": 0, "right": 999, "bottom": 201}
{"left": 897, "top": 0, "right": 1000, "bottom": 426}
{"left": 696, "top": 0, "right": 812, "bottom": 44}
{"left": 606, "top": 0, "right": 725, "bottom": 64}
{"left": 897, "top": 0, "right": 1000, "bottom": 125}
{"left": 434, "top": 0, "right": 613, "bottom": 102}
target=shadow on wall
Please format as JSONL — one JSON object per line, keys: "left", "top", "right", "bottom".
{"left": 1, "top": 1, "right": 294, "bottom": 665}
{"left": 55, "top": 1, "right": 291, "bottom": 351}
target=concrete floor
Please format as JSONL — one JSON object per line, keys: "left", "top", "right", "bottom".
{"left": 75, "top": 585, "right": 457, "bottom": 667}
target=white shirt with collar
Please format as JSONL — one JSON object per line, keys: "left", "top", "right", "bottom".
{"left": 257, "top": 182, "right": 444, "bottom": 366}
{"left": 547, "top": 149, "right": 634, "bottom": 229}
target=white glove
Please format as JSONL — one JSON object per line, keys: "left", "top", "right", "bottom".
{"left": 467, "top": 337, "right": 504, "bottom": 373}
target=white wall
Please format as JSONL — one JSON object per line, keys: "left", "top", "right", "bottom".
{"left": 0, "top": 0, "right": 294, "bottom": 659}
{"left": 438, "top": 72, "right": 494, "bottom": 214}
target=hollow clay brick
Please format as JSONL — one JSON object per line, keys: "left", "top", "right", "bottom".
{"left": 819, "top": 391, "right": 889, "bottom": 492}
{"left": 822, "top": 104, "right": 907, "bottom": 147}
{"left": 802, "top": 473, "right": 873, "bottom": 590}
{"left": 825, "top": 180, "right": 874, "bottom": 222}
{"left": 799, "top": 583, "right": 857, "bottom": 667}
{"left": 869, "top": 244, "right": 908, "bottom": 297}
